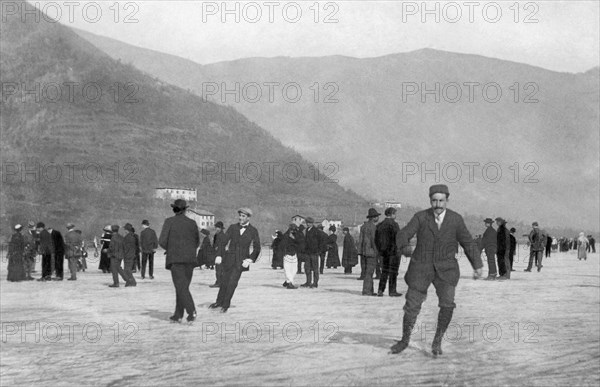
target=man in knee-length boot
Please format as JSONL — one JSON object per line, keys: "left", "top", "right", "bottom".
{"left": 392, "top": 185, "right": 482, "bottom": 356}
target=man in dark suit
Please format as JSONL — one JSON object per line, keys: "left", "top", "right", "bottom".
{"left": 209, "top": 221, "right": 227, "bottom": 288}
{"left": 359, "top": 208, "right": 381, "bottom": 296}
{"left": 209, "top": 208, "right": 261, "bottom": 313}
{"left": 63, "top": 223, "right": 83, "bottom": 280}
{"left": 301, "top": 217, "right": 326, "bottom": 288}
{"left": 495, "top": 217, "right": 511, "bottom": 279}
{"left": 36, "top": 222, "right": 55, "bottom": 281}
{"left": 140, "top": 220, "right": 158, "bottom": 280}
{"left": 392, "top": 185, "right": 482, "bottom": 356}
{"left": 48, "top": 227, "right": 65, "bottom": 280}
{"left": 159, "top": 199, "right": 200, "bottom": 323}
{"left": 482, "top": 218, "right": 497, "bottom": 280}
{"left": 375, "top": 207, "right": 402, "bottom": 297}
{"left": 509, "top": 228, "right": 517, "bottom": 271}
{"left": 108, "top": 225, "right": 129, "bottom": 288}
{"left": 123, "top": 223, "right": 137, "bottom": 287}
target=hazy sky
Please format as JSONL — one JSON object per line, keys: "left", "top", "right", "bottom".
{"left": 36, "top": 1, "right": 600, "bottom": 72}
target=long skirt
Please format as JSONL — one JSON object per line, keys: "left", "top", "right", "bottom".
{"left": 7, "top": 255, "right": 26, "bottom": 282}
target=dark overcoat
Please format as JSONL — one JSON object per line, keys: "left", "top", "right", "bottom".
{"left": 216, "top": 223, "right": 261, "bottom": 272}
{"left": 158, "top": 213, "right": 200, "bottom": 269}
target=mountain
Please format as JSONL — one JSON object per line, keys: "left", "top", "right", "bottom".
{"left": 74, "top": 29, "right": 600, "bottom": 232}
{"left": 0, "top": 1, "right": 369, "bottom": 239}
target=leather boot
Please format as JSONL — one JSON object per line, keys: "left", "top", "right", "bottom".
{"left": 432, "top": 307, "right": 454, "bottom": 356}
{"left": 389, "top": 273, "right": 402, "bottom": 296}
{"left": 390, "top": 313, "right": 417, "bottom": 354}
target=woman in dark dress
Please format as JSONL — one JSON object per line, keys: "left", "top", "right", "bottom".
{"left": 342, "top": 227, "right": 358, "bottom": 274}
{"left": 271, "top": 231, "right": 283, "bottom": 269}
{"left": 7, "top": 225, "right": 26, "bottom": 282}
{"left": 99, "top": 225, "right": 112, "bottom": 273}
{"left": 326, "top": 226, "right": 341, "bottom": 269}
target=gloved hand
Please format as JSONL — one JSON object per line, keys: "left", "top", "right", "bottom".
{"left": 215, "top": 256, "right": 222, "bottom": 265}
{"left": 242, "top": 259, "right": 252, "bottom": 268}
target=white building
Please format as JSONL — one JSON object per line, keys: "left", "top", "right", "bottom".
{"left": 155, "top": 187, "right": 197, "bottom": 202}
{"left": 321, "top": 219, "right": 342, "bottom": 230}
{"left": 384, "top": 201, "right": 402, "bottom": 209}
{"left": 187, "top": 208, "right": 215, "bottom": 229}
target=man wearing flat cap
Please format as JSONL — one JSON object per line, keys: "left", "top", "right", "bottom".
{"left": 482, "top": 217, "right": 498, "bottom": 280}
{"left": 495, "top": 217, "right": 511, "bottom": 279}
{"left": 210, "top": 207, "right": 261, "bottom": 313}
{"left": 358, "top": 208, "right": 381, "bottom": 296}
{"left": 392, "top": 184, "right": 482, "bottom": 356}
{"left": 159, "top": 199, "right": 200, "bottom": 323}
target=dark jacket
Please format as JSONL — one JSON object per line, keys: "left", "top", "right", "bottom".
{"left": 482, "top": 226, "right": 497, "bottom": 250}
{"left": 123, "top": 232, "right": 137, "bottom": 261}
{"left": 38, "top": 229, "right": 55, "bottom": 255}
{"left": 64, "top": 229, "right": 83, "bottom": 259}
{"left": 509, "top": 234, "right": 517, "bottom": 255}
{"left": 158, "top": 213, "right": 200, "bottom": 269}
{"left": 280, "top": 228, "right": 303, "bottom": 256}
{"left": 216, "top": 223, "right": 261, "bottom": 272}
{"left": 49, "top": 230, "right": 65, "bottom": 255}
{"left": 140, "top": 227, "right": 158, "bottom": 253}
{"left": 304, "top": 226, "right": 326, "bottom": 255}
{"left": 529, "top": 228, "right": 546, "bottom": 251}
{"left": 375, "top": 217, "right": 400, "bottom": 256}
{"left": 496, "top": 224, "right": 510, "bottom": 253}
{"left": 213, "top": 230, "right": 228, "bottom": 256}
{"left": 197, "top": 236, "right": 214, "bottom": 267}
{"left": 342, "top": 233, "right": 359, "bottom": 266}
{"left": 396, "top": 208, "right": 482, "bottom": 289}
{"left": 108, "top": 233, "right": 125, "bottom": 260}
{"left": 358, "top": 221, "right": 377, "bottom": 257}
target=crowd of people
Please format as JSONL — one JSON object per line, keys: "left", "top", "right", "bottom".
{"left": 4, "top": 185, "right": 597, "bottom": 356}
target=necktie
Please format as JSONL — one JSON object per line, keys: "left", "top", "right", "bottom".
{"left": 435, "top": 215, "right": 442, "bottom": 230}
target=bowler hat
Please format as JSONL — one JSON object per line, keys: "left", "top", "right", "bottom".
{"left": 343, "top": 227, "right": 349, "bottom": 232}
{"left": 305, "top": 216, "right": 315, "bottom": 223}
{"left": 484, "top": 218, "right": 494, "bottom": 224}
{"left": 237, "top": 207, "right": 253, "bottom": 217}
{"left": 141, "top": 220, "right": 149, "bottom": 226}
{"left": 124, "top": 223, "right": 134, "bottom": 232}
{"left": 214, "top": 221, "right": 224, "bottom": 229}
{"left": 510, "top": 227, "right": 516, "bottom": 233}
{"left": 495, "top": 217, "right": 505, "bottom": 223}
{"left": 171, "top": 199, "right": 189, "bottom": 210}
{"left": 366, "top": 208, "right": 381, "bottom": 218}
{"left": 429, "top": 184, "right": 450, "bottom": 198}
{"left": 36, "top": 222, "right": 45, "bottom": 228}
{"left": 200, "top": 228, "right": 210, "bottom": 236}
{"left": 532, "top": 221, "right": 539, "bottom": 227}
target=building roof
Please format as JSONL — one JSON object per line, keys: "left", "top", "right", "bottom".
{"left": 188, "top": 208, "right": 215, "bottom": 216}
{"left": 155, "top": 187, "right": 197, "bottom": 191}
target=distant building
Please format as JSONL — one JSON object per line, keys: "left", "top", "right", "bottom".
{"left": 371, "top": 200, "right": 402, "bottom": 209}
{"left": 155, "top": 187, "right": 197, "bottom": 202}
{"left": 187, "top": 208, "right": 215, "bottom": 229}
{"left": 292, "top": 215, "right": 305, "bottom": 225}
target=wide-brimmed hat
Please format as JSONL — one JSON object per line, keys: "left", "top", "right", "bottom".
{"left": 495, "top": 217, "right": 505, "bottom": 224}
{"left": 214, "top": 221, "right": 224, "bottom": 229}
{"left": 484, "top": 218, "right": 494, "bottom": 224}
{"left": 237, "top": 207, "right": 253, "bottom": 217}
{"left": 366, "top": 208, "right": 381, "bottom": 218}
{"left": 171, "top": 199, "right": 189, "bottom": 210}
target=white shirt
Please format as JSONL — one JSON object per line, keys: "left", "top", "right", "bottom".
{"left": 435, "top": 210, "right": 446, "bottom": 229}
{"left": 240, "top": 222, "right": 249, "bottom": 235}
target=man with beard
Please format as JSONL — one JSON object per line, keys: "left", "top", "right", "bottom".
{"left": 159, "top": 199, "right": 200, "bottom": 323}
{"left": 359, "top": 208, "right": 381, "bottom": 296}
{"left": 375, "top": 207, "right": 403, "bottom": 297}
{"left": 36, "top": 222, "right": 55, "bottom": 281}
{"left": 482, "top": 218, "right": 497, "bottom": 280}
{"left": 391, "top": 185, "right": 482, "bottom": 356}
{"left": 495, "top": 217, "right": 511, "bottom": 280}
{"left": 209, "top": 208, "right": 261, "bottom": 313}
{"left": 48, "top": 226, "right": 65, "bottom": 280}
